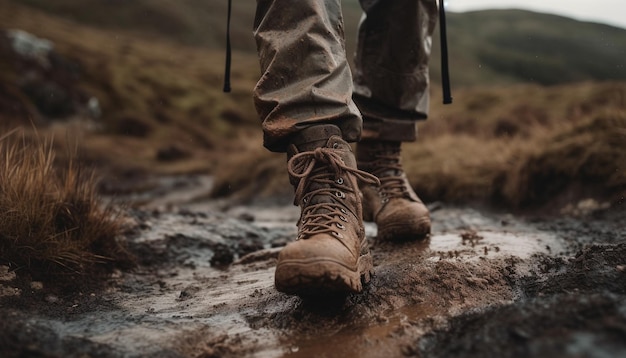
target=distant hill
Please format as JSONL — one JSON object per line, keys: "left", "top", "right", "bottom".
{"left": 13, "top": 0, "right": 258, "bottom": 50}
{"left": 440, "top": 10, "right": 626, "bottom": 85}
{"left": 9, "top": 0, "right": 626, "bottom": 85}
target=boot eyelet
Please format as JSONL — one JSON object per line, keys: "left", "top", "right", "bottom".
{"left": 340, "top": 208, "right": 347, "bottom": 214}
{"left": 332, "top": 142, "right": 339, "bottom": 149}
{"left": 336, "top": 178, "right": 344, "bottom": 185}
{"left": 339, "top": 215, "right": 347, "bottom": 222}
{"left": 332, "top": 231, "right": 343, "bottom": 238}
{"left": 335, "top": 191, "right": 346, "bottom": 199}
{"left": 382, "top": 198, "right": 389, "bottom": 203}
{"left": 336, "top": 223, "right": 345, "bottom": 230}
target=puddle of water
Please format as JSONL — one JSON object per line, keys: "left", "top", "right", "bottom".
{"left": 279, "top": 302, "right": 440, "bottom": 358}
{"left": 428, "top": 231, "right": 565, "bottom": 261}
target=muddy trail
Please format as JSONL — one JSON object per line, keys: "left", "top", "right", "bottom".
{"left": 1, "top": 176, "right": 625, "bottom": 358}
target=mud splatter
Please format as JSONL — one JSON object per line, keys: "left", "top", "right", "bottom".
{"left": 1, "top": 199, "right": 624, "bottom": 357}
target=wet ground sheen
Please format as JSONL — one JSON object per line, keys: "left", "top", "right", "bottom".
{"left": 1, "top": 191, "right": 625, "bottom": 357}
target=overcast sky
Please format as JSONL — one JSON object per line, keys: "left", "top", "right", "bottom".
{"left": 446, "top": 0, "right": 626, "bottom": 29}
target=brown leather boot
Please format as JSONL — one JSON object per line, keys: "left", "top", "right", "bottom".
{"left": 357, "top": 140, "right": 430, "bottom": 241}
{"left": 275, "top": 127, "right": 379, "bottom": 296}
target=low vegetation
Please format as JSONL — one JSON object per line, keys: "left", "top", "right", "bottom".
{"left": 0, "top": 1, "right": 260, "bottom": 180}
{"left": 1, "top": 1, "right": 624, "bottom": 213}
{"left": 12, "top": 0, "right": 626, "bottom": 85}
{"left": 212, "top": 82, "right": 626, "bottom": 210}
{"left": 0, "top": 131, "right": 134, "bottom": 286}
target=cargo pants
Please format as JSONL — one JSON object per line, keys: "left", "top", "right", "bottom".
{"left": 253, "top": 0, "right": 438, "bottom": 152}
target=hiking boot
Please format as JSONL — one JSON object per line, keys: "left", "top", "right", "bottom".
{"left": 275, "top": 129, "right": 379, "bottom": 296}
{"left": 357, "top": 140, "right": 430, "bottom": 241}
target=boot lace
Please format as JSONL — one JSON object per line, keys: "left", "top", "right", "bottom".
{"left": 288, "top": 147, "right": 379, "bottom": 240}
{"left": 364, "top": 147, "right": 410, "bottom": 203}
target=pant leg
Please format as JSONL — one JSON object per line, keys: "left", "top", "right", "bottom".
{"left": 253, "top": 0, "right": 362, "bottom": 153}
{"left": 354, "top": 0, "right": 438, "bottom": 142}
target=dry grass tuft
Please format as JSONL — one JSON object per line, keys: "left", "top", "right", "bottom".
{"left": 503, "top": 110, "right": 626, "bottom": 206}
{"left": 0, "top": 131, "right": 134, "bottom": 286}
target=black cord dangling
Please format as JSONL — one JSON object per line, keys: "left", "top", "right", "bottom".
{"left": 439, "top": 0, "right": 452, "bottom": 104}
{"left": 223, "top": 0, "right": 232, "bottom": 93}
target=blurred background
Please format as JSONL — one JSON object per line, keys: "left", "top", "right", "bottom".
{"left": 1, "top": 0, "right": 624, "bottom": 212}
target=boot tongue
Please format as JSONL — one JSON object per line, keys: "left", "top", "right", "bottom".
{"left": 288, "top": 126, "right": 352, "bottom": 214}
{"left": 309, "top": 192, "right": 336, "bottom": 209}
{"left": 358, "top": 140, "right": 399, "bottom": 175}
{"left": 303, "top": 161, "right": 340, "bottom": 214}
{"left": 372, "top": 142, "right": 402, "bottom": 178}
{"left": 379, "top": 160, "right": 401, "bottom": 177}
{"left": 382, "top": 165, "right": 402, "bottom": 178}
{"left": 291, "top": 125, "right": 342, "bottom": 153}
{"left": 378, "top": 142, "right": 402, "bottom": 177}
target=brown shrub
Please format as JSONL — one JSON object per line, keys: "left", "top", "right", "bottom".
{"left": 503, "top": 110, "right": 626, "bottom": 206}
{"left": 207, "top": 83, "right": 626, "bottom": 211}
{"left": 0, "top": 131, "right": 134, "bottom": 286}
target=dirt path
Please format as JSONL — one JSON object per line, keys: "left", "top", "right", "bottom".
{"left": 1, "top": 178, "right": 625, "bottom": 357}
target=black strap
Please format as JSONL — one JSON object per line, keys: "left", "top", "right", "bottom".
{"left": 223, "top": 0, "right": 232, "bottom": 93}
{"left": 439, "top": 0, "right": 452, "bottom": 104}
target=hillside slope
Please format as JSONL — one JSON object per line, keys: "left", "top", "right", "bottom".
{"left": 1, "top": 1, "right": 624, "bottom": 208}
{"left": 440, "top": 10, "right": 626, "bottom": 85}
{"left": 11, "top": 0, "right": 626, "bottom": 85}
{"left": 0, "top": 1, "right": 260, "bottom": 177}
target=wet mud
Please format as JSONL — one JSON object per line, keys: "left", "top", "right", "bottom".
{"left": 1, "top": 179, "right": 625, "bottom": 357}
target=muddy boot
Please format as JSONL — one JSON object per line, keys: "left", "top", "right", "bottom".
{"left": 275, "top": 126, "right": 379, "bottom": 296}
{"left": 357, "top": 140, "right": 430, "bottom": 241}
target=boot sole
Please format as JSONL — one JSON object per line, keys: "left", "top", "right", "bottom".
{"left": 377, "top": 217, "right": 431, "bottom": 241}
{"left": 274, "top": 253, "right": 374, "bottom": 296}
